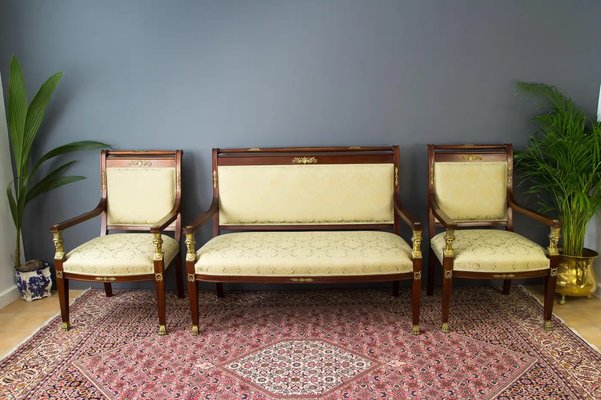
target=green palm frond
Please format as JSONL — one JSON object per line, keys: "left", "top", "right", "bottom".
{"left": 4, "top": 55, "right": 110, "bottom": 267}
{"left": 515, "top": 81, "right": 601, "bottom": 256}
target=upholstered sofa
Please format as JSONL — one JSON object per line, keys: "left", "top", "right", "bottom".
{"left": 183, "top": 146, "right": 423, "bottom": 335}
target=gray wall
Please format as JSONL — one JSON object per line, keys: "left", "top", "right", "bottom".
{"left": 1, "top": 0, "right": 600, "bottom": 290}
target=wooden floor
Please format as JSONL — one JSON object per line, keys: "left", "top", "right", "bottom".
{"left": 0, "top": 286, "right": 599, "bottom": 359}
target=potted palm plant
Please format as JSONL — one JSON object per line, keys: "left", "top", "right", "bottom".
{"left": 5, "top": 55, "right": 108, "bottom": 301}
{"left": 515, "top": 81, "right": 601, "bottom": 304}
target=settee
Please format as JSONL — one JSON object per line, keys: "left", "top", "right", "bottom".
{"left": 183, "top": 146, "right": 423, "bottom": 335}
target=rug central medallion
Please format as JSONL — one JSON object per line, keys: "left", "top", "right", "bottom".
{"left": 225, "top": 339, "right": 373, "bottom": 396}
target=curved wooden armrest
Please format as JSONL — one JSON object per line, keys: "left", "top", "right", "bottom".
{"left": 49, "top": 199, "right": 106, "bottom": 233}
{"left": 429, "top": 196, "right": 457, "bottom": 230}
{"left": 508, "top": 196, "right": 560, "bottom": 256}
{"left": 508, "top": 196, "right": 560, "bottom": 228}
{"left": 150, "top": 203, "right": 180, "bottom": 234}
{"left": 182, "top": 199, "right": 219, "bottom": 235}
{"left": 393, "top": 195, "right": 421, "bottom": 230}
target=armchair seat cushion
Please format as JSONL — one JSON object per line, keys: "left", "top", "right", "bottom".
{"left": 63, "top": 233, "right": 179, "bottom": 276}
{"left": 195, "top": 231, "right": 413, "bottom": 277}
{"left": 431, "top": 229, "right": 549, "bottom": 273}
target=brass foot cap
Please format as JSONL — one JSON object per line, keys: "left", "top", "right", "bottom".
{"left": 60, "top": 322, "right": 70, "bottom": 332}
{"left": 158, "top": 325, "right": 167, "bottom": 336}
{"left": 441, "top": 323, "right": 449, "bottom": 333}
{"left": 191, "top": 325, "right": 199, "bottom": 336}
{"left": 411, "top": 325, "right": 420, "bottom": 335}
{"left": 544, "top": 320, "right": 553, "bottom": 331}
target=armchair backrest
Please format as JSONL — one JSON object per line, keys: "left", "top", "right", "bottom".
{"left": 427, "top": 144, "right": 513, "bottom": 232}
{"left": 212, "top": 146, "right": 400, "bottom": 229}
{"left": 102, "top": 150, "right": 182, "bottom": 234}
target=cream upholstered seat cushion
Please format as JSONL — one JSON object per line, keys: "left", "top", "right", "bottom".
{"left": 195, "top": 231, "right": 413, "bottom": 276}
{"left": 431, "top": 230, "right": 549, "bottom": 273}
{"left": 63, "top": 233, "right": 179, "bottom": 276}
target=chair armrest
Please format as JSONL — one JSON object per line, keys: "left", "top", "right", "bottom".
{"left": 182, "top": 199, "right": 219, "bottom": 235}
{"left": 393, "top": 195, "right": 422, "bottom": 259}
{"left": 49, "top": 199, "right": 106, "bottom": 261}
{"left": 49, "top": 199, "right": 106, "bottom": 233}
{"left": 507, "top": 196, "right": 560, "bottom": 228}
{"left": 393, "top": 194, "right": 421, "bottom": 230}
{"left": 507, "top": 195, "right": 561, "bottom": 256}
{"left": 429, "top": 196, "right": 457, "bottom": 230}
{"left": 429, "top": 196, "right": 457, "bottom": 258}
{"left": 182, "top": 199, "right": 219, "bottom": 263}
{"left": 150, "top": 203, "right": 180, "bottom": 234}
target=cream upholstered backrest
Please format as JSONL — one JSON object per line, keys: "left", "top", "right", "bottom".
{"left": 218, "top": 163, "right": 395, "bottom": 225}
{"left": 106, "top": 167, "right": 176, "bottom": 226}
{"left": 433, "top": 161, "right": 508, "bottom": 221}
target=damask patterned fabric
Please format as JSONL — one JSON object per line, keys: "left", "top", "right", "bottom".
{"left": 431, "top": 230, "right": 549, "bottom": 272}
{"left": 434, "top": 162, "right": 507, "bottom": 221}
{"left": 217, "top": 164, "right": 394, "bottom": 225}
{"left": 106, "top": 168, "right": 176, "bottom": 225}
{"left": 195, "top": 231, "right": 413, "bottom": 276}
{"left": 63, "top": 233, "right": 179, "bottom": 276}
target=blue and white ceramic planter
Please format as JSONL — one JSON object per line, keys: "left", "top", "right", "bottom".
{"left": 15, "top": 264, "right": 52, "bottom": 301}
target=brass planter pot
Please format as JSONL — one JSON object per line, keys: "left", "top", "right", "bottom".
{"left": 556, "top": 248, "right": 598, "bottom": 304}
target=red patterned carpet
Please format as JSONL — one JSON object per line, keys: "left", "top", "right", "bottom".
{"left": 0, "top": 287, "right": 599, "bottom": 399}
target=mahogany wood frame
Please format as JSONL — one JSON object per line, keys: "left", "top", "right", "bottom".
{"left": 184, "top": 146, "right": 423, "bottom": 336}
{"left": 50, "top": 150, "right": 185, "bottom": 335}
{"left": 426, "top": 144, "right": 560, "bottom": 332}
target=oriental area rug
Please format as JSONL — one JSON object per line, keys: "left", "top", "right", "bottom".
{"left": 0, "top": 287, "right": 599, "bottom": 399}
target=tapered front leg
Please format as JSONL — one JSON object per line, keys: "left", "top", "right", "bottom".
{"left": 155, "top": 268, "right": 167, "bottom": 335}
{"left": 185, "top": 232, "right": 200, "bottom": 335}
{"left": 153, "top": 233, "right": 167, "bottom": 335}
{"left": 441, "top": 262, "right": 452, "bottom": 333}
{"left": 441, "top": 229, "right": 455, "bottom": 333}
{"left": 411, "top": 266, "right": 422, "bottom": 335}
{"left": 57, "top": 272, "right": 70, "bottom": 332}
{"left": 544, "top": 268, "right": 558, "bottom": 330}
{"left": 189, "top": 274, "right": 199, "bottom": 336}
{"left": 53, "top": 232, "right": 70, "bottom": 332}
{"left": 411, "top": 227, "right": 422, "bottom": 334}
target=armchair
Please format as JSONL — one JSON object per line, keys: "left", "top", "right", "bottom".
{"left": 426, "top": 144, "right": 560, "bottom": 333}
{"left": 50, "top": 150, "right": 184, "bottom": 335}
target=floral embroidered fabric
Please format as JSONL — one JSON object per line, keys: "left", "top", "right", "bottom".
{"left": 64, "top": 233, "right": 179, "bottom": 276}
{"left": 434, "top": 162, "right": 508, "bottom": 221}
{"left": 195, "top": 231, "right": 413, "bottom": 276}
{"left": 431, "top": 229, "right": 549, "bottom": 272}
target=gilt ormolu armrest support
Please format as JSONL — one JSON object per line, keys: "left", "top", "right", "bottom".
{"left": 429, "top": 196, "right": 457, "bottom": 258}
{"left": 183, "top": 199, "right": 219, "bottom": 263}
{"left": 393, "top": 195, "right": 422, "bottom": 259}
{"left": 49, "top": 199, "right": 106, "bottom": 261}
{"left": 507, "top": 195, "right": 560, "bottom": 256}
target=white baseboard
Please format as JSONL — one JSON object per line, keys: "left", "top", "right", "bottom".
{"left": 0, "top": 284, "right": 19, "bottom": 309}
